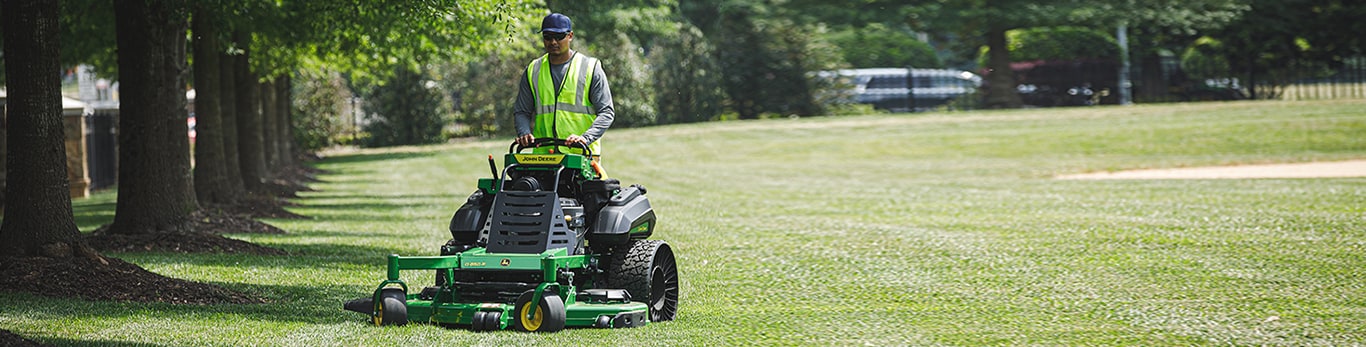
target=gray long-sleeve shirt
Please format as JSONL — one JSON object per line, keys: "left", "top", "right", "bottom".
{"left": 513, "top": 52, "right": 614, "bottom": 143}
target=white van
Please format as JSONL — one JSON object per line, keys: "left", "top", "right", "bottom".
{"left": 822, "top": 68, "right": 982, "bottom": 112}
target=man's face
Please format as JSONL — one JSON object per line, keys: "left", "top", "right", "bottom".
{"left": 542, "top": 31, "right": 572, "bottom": 55}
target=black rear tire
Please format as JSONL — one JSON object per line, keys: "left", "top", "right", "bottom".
{"left": 604, "top": 240, "right": 679, "bottom": 322}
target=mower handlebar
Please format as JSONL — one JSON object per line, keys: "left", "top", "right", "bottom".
{"left": 510, "top": 138, "right": 593, "bottom": 156}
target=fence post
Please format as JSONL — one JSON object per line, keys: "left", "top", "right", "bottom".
{"left": 1117, "top": 24, "right": 1133, "bottom": 105}
{"left": 905, "top": 66, "right": 917, "bottom": 112}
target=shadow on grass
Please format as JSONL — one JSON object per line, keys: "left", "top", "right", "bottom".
{"left": 30, "top": 337, "right": 171, "bottom": 347}
{"left": 316, "top": 150, "right": 440, "bottom": 166}
{"left": 280, "top": 229, "right": 433, "bottom": 240}
{"left": 113, "top": 240, "right": 430, "bottom": 268}
{"left": 71, "top": 190, "right": 119, "bottom": 232}
{"left": 72, "top": 200, "right": 117, "bottom": 232}
{"left": 0, "top": 281, "right": 368, "bottom": 327}
{"left": 3, "top": 283, "right": 384, "bottom": 346}
{"left": 295, "top": 192, "right": 461, "bottom": 203}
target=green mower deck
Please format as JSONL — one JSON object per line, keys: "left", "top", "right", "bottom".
{"left": 368, "top": 249, "right": 650, "bottom": 330}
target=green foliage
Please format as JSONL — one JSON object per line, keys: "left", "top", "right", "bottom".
{"left": 1070, "top": 0, "right": 1249, "bottom": 31}
{"left": 442, "top": 35, "right": 541, "bottom": 138}
{"left": 904, "top": 0, "right": 1248, "bottom": 108}
{"left": 361, "top": 66, "right": 447, "bottom": 147}
{"left": 547, "top": 1, "right": 840, "bottom": 123}
{"left": 826, "top": 23, "right": 942, "bottom": 68}
{"left": 1180, "top": 36, "right": 1232, "bottom": 80}
{"left": 547, "top": 1, "right": 677, "bottom": 48}
{"left": 1010, "top": 26, "right": 1119, "bottom": 62}
{"left": 57, "top": 0, "right": 118, "bottom": 77}
{"left": 976, "top": 26, "right": 1120, "bottom": 66}
{"left": 907, "top": 0, "right": 1246, "bottom": 35}
{"left": 291, "top": 67, "right": 354, "bottom": 150}
{"left": 548, "top": 1, "right": 714, "bottom": 126}
{"left": 700, "top": 3, "right": 845, "bottom": 119}
{"left": 1193, "top": 0, "right": 1366, "bottom": 98}
{"left": 651, "top": 24, "right": 725, "bottom": 124}
{"left": 583, "top": 33, "right": 656, "bottom": 128}
{"left": 251, "top": 0, "right": 539, "bottom": 84}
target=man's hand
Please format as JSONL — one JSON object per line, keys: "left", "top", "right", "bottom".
{"left": 565, "top": 135, "right": 586, "bottom": 145}
{"left": 516, "top": 134, "right": 535, "bottom": 147}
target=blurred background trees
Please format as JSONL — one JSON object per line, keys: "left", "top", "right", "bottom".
{"left": 259, "top": 0, "right": 1366, "bottom": 147}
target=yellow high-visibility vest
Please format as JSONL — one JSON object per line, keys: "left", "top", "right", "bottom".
{"left": 527, "top": 53, "right": 600, "bottom": 155}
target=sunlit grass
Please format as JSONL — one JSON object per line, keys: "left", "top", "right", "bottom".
{"left": 4, "top": 99, "right": 1364, "bottom": 346}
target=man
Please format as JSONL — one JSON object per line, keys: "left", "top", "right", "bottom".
{"left": 513, "top": 13, "right": 614, "bottom": 161}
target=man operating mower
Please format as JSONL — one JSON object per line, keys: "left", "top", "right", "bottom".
{"left": 513, "top": 13, "right": 615, "bottom": 176}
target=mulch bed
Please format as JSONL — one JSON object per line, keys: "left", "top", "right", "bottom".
{"left": 218, "top": 194, "right": 311, "bottom": 220}
{"left": 0, "top": 329, "right": 45, "bottom": 347}
{"left": 0, "top": 255, "right": 265, "bottom": 305}
{"left": 81, "top": 187, "right": 316, "bottom": 255}
{"left": 84, "top": 230, "right": 288, "bottom": 255}
{"left": 187, "top": 208, "right": 291, "bottom": 235}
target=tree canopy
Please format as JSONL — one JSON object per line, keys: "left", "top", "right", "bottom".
{"left": 897, "top": 0, "right": 1248, "bottom": 108}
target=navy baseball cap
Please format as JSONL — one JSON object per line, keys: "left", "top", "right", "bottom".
{"left": 540, "top": 13, "right": 572, "bottom": 33}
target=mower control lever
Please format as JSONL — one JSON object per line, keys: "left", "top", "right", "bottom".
{"left": 510, "top": 138, "right": 593, "bottom": 156}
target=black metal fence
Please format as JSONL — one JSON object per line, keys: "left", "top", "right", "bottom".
{"left": 1021, "top": 55, "right": 1366, "bottom": 106}
{"left": 85, "top": 108, "right": 118, "bottom": 190}
{"left": 843, "top": 55, "right": 1366, "bottom": 112}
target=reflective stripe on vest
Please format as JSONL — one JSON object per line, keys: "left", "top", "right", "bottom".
{"left": 527, "top": 53, "right": 600, "bottom": 155}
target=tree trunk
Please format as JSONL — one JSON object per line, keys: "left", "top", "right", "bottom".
{"left": 261, "top": 80, "right": 280, "bottom": 170}
{"left": 984, "top": 27, "right": 1023, "bottom": 109}
{"left": 108, "top": 0, "right": 199, "bottom": 235}
{"left": 0, "top": 0, "right": 86, "bottom": 257}
{"left": 1, "top": 86, "right": 7, "bottom": 214}
{"left": 1136, "top": 51, "right": 1168, "bottom": 101}
{"left": 218, "top": 49, "right": 246, "bottom": 196}
{"left": 234, "top": 31, "right": 268, "bottom": 191}
{"left": 190, "top": 7, "right": 233, "bottom": 205}
{"left": 275, "top": 76, "right": 296, "bottom": 169}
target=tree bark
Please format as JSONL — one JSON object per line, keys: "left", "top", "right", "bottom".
{"left": 1, "top": 86, "right": 7, "bottom": 214}
{"left": 275, "top": 76, "right": 296, "bottom": 169}
{"left": 108, "top": 0, "right": 199, "bottom": 235}
{"left": 0, "top": 0, "right": 86, "bottom": 257}
{"left": 984, "top": 27, "right": 1023, "bottom": 109}
{"left": 190, "top": 7, "right": 233, "bottom": 205}
{"left": 234, "top": 31, "right": 268, "bottom": 191}
{"left": 261, "top": 79, "right": 280, "bottom": 170}
{"left": 1136, "top": 52, "right": 1167, "bottom": 101}
{"left": 218, "top": 49, "right": 246, "bottom": 196}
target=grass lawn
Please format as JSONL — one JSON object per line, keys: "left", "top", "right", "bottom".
{"left": 4, "top": 99, "right": 1364, "bottom": 346}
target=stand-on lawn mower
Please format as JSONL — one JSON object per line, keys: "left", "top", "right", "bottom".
{"left": 344, "top": 138, "right": 679, "bottom": 332}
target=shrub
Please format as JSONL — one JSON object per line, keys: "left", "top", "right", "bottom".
{"left": 978, "top": 26, "right": 1120, "bottom": 65}
{"left": 361, "top": 66, "right": 447, "bottom": 147}
{"left": 291, "top": 68, "right": 353, "bottom": 151}
{"left": 827, "top": 23, "right": 942, "bottom": 69}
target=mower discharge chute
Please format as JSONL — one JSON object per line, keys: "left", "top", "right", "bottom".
{"left": 344, "top": 139, "right": 679, "bottom": 332}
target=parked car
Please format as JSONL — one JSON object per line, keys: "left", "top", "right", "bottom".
{"left": 822, "top": 68, "right": 982, "bottom": 112}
